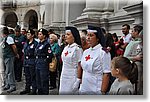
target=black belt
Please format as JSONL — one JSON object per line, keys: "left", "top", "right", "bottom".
{"left": 25, "top": 55, "right": 35, "bottom": 59}
{"left": 36, "top": 55, "right": 48, "bottom": 59}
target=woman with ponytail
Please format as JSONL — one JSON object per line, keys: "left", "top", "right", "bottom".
{"left": 109, "top": 56, "right": 138, "bottom": 95}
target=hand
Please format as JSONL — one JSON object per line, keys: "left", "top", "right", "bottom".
{"left": 134, "top": 55, "right": 143, "bottom": 61}
{"left": 72, "top": 78, "right": 81, "bottom": 92}
{"left": 16, "top": 54, "right": 19, "bottom": 59}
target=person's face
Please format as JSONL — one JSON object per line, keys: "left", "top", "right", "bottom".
{"left": 122, "top": 26, "right": 129, "bottom": 35}
{"left": 131, "top": 28, "right": 139, "bottom": 38}
{"left": 111, "top": 62, "right": 119, "bottom": 77}
{"left": 112, "top": 36, "right": 116, "bottom": 41}
{"left": 38, "top": 32, "right": 45, "bottom": 41}
{"left": 21, "top": 30, "right": 26, "bottom": 35}
{"left": 15, "top": 30, "right": 20, "bottom": 36}
{"left": 86, "top": 32, "right": 99, "bottom": 47}
{"left": 65, "top": 31, "right": 74, "bottom": 44}
{"left": 81, "top": 37, "right": 86, "bottom": 46}
{"left": 62, "top": 35, "right": 65, "bottom": 40}
{"left": 50, "top": 36, "right": 55, "bottom": 44}
{"left": 80, "top": 33, "right": 86, "bottom": 46}
{"left": 27, "top": 33, "right": 33, "bottom": 40}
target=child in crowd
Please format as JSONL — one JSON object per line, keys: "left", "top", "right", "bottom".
{"left": 109, "top": 56, "right": 138, "bottom": 95}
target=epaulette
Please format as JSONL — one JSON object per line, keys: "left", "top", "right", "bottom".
{"left": 102, "top": 47, "right": 109, "bottom": 53}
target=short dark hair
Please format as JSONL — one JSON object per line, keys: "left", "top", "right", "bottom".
{"left": 82, "top": 30, "right": 87, "bottom": 35}
{"left": 122, "top": 24, "right": 130, "bottom": 29}
{"left": 133, "top": 25, "right": 143, "bottom": 34}
{"left": 15, "top": 25, "right": 21, "bottom": 31}
{"left": 101, "top": 28, "right": 106, "bottom": 34}
{"left": 2, "top": 27, "right": 9, "bottom": 35}
{"left": 48, "top": 29, "right": 55, "bottom": 34}
{"left": 112, "top": 33, "right": 118, "bottom": 42}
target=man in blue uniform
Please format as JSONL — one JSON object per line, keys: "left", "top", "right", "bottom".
{"left": 20, "top": 29, "right": 38, "bottom": 95}
{"left": 35, "top": 28, "right": 53, "bottom": 95}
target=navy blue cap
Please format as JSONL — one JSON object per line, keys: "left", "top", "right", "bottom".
{"left": 27, "top": 29, "right": 35, "bottom": 35}
{"left": 65, "top": 26, "right": 81, "bottom": 46}
{"left": 87, "top": 25, "right": 106, "bottom": 47}
{"left": 38, "top": 28, "right": 48, "bottom": 37}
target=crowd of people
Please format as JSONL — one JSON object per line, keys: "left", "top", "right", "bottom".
{"left": 0, "top": 23, "right": 143, "bottom": 95}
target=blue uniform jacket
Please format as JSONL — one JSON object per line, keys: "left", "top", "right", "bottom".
{"left": 23, "top": 39, "right": 38, "bottom": 67}
{"left": 35, "top": 39, "right": 53, "bottom": 69}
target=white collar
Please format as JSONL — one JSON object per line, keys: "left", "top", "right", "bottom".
{"left": 89, "top": 44, "right": 102, "bottom": 50}
{"left": 67, "top": 43, "right": 77, "bottom": 48}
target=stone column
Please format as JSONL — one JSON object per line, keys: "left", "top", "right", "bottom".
{"left": 44, "top": 3, "right": 53, "bottom": 27}
{"left": 38, "top": 3, "right": 45, "bottom": 29}
{"left": 52, "top": 0, "right": 64, "bottom": 27}
{"left": 82, "top": 0, "right": 105, "bottom": 19}
{"left": 114, "top": 0, "right": 119, "bottom": 13}
{"left": 0, "top": 9, "right": 4, "bottom": 25}
{"left": 102, "top": 0, "right": 114, "bottom": 18}
{"left": 71, "top": 0, "right": 105, "bottom": 30}
{"left": 123, "top": 1, "right": 143, "bottom": 25}
{"left": 100, "top": 0, "right": 114, "bottom": 31}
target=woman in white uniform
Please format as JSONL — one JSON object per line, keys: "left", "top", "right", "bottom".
{"left": 59, "top": 26, "right": 83, "bottom": 95}
{"left": 79, "top": 25, "right": 111, "bottom": 95}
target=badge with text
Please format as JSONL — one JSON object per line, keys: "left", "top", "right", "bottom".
{"left": 30, "top": 44, "right": 34, "bottom": 48}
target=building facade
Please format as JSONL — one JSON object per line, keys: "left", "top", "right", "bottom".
{"left": 0, "top": 0, "right": 143, "bottom": 36}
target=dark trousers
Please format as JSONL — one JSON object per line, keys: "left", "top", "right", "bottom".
{"left": 14, "top": 57, "right": 23, "bottom": 81}
{"left": 49, "top": 71, "right": 57, "bottom": 88}
{"left": 36, "top": 68, "right": 49, "bottom": 95}
{"left": 24, "top": 66, "right": 37, "bottom": 92}
{"left": 57, "top": 58, "right": 62, "bottom": 89}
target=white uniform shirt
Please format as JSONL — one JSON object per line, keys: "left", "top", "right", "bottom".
{"left": 79, "top": 44, "right": 111, "bottom": 95}
{"left": 59, "top": 43, "right": 83, "bottom": 94}
{"left": 122, "top": 33, "right": 132, "bottom": 43}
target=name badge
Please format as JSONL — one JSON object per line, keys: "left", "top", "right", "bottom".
{"left": 30, "top": 44, "right": 34, "bottom": 48}
{"left": 39, "top": 45, "right": 43, "bottom": 49}
{"left": 15, "top": 39, "right": 19, "bottom": 43}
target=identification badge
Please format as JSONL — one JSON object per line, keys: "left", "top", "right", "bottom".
{"left": 48, "top": 49, "right": 52, "bottom": 53}
{"left": 39, "top": 45, "right": 43, "bottom": 49}
{"left": 15, "top": 39, "right": 19, "bottom": 43}
{"left": 30, "top": 44, "right": 34, "bottom": 48}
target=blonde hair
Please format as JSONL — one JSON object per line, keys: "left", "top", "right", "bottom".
{"left": 49, "top": 34, "right": 58, "bottom": 42}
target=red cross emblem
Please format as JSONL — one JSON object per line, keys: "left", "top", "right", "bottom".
{"left": 85, "top": 55, "right": 91, "bottom": 61}
{"left": 65, "top": 51, "right": 68, "bottom": 56}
